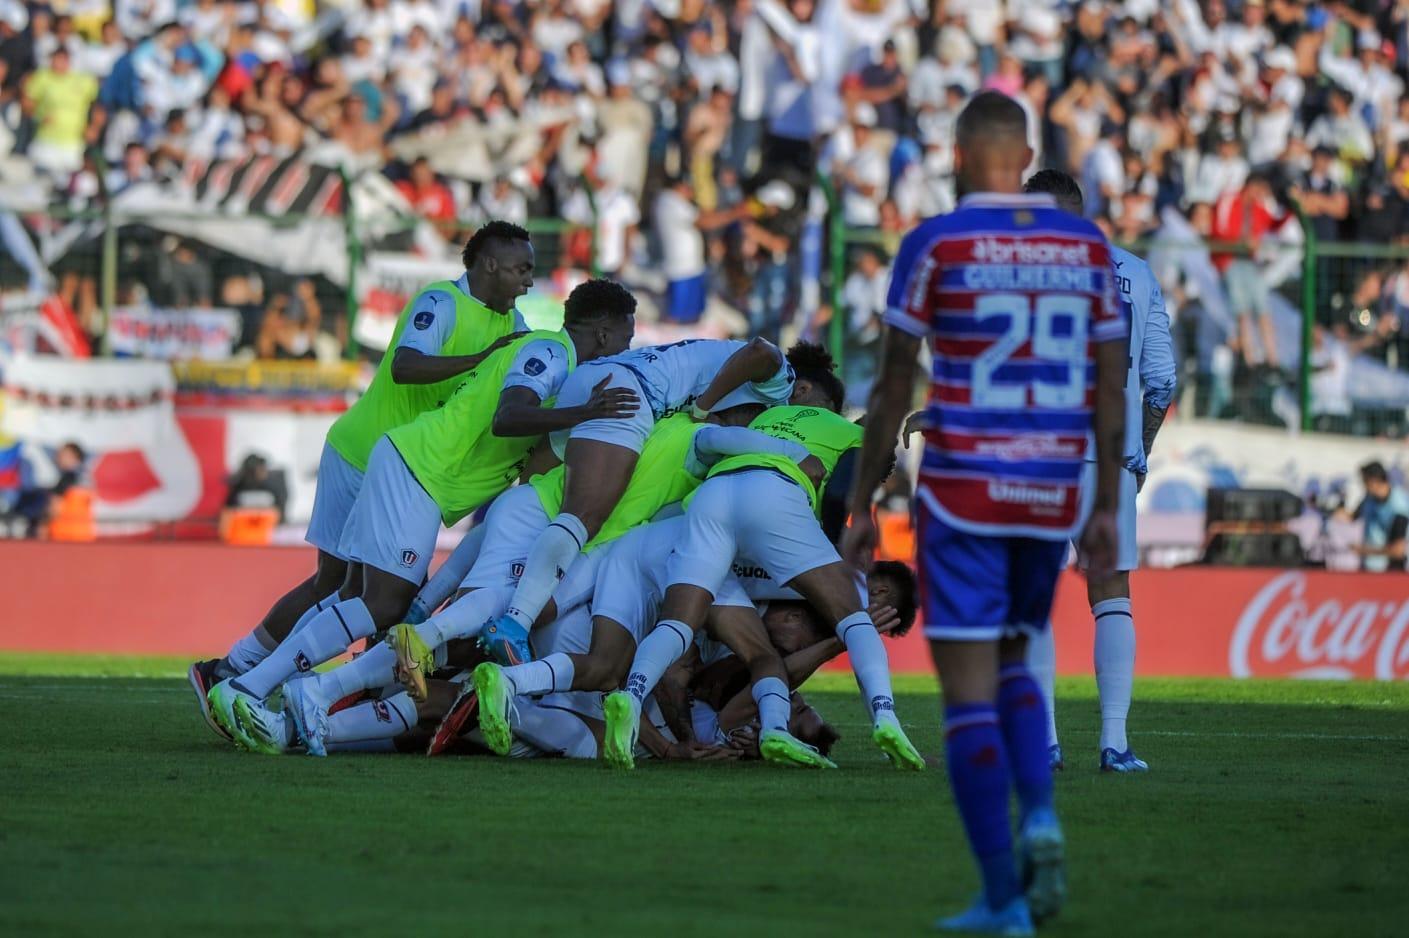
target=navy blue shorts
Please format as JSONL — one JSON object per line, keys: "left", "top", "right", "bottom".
{"left": 916, "top": 502, "right": 1069, "bottom": 642}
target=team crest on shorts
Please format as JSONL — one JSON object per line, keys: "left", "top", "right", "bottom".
{"left": 372, "top": 700, "right": 392, "bottom": 723}
{"left": 293, "top": 651, "right": 312, "bottom": 673}
{"left": 510, "top": 561, "right": 525, "bottom": 580}
{"left": 400, "top": 549, "right": 419, "bottom": 568}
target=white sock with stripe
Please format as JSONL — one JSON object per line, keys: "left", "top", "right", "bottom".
{"left": 325, "top": 691, "right": 418, "bottom": 744}
{"left": 836, "top": 611, "right": 899, "bottom": 727}
{"left": 1093, "top": 597, "right": 1135, "bottom": 753}
{"left": 234, "top": 598, "right": 376, "bottom": 699}
{"left": 1025, "top": 626, "right": 1060, "bottom": 748}
{"left": 501, "top": 653, "right": 576, "bottom": 697}
{"left": 504, "top": 513, "right": 588, "bottom": 629}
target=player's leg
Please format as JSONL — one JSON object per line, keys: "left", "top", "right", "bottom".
{"left": 491, "top": 365, "right": 651, "bottom": 658}
{"left": 406, "top": 522, "right": 488, "bottom": 624}
{"left": 508, "top": 695, "right": 602, "bottom": 759}
{"left": 1023, "top": 625, "right": 1061, "bottom": 768}
{"left": 1091, "top": 468, "right": 1146, "bottom": 771}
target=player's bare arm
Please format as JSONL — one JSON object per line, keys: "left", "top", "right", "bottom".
{"left": 492, "top": 379, "right": 640, "bottom": 438}
{"left": 840, "top": 327, "right": 920, "bottom": 569}
{"left": 689, "top": 337, "right": 784, "bottom": 417}
{"left": 391, "top": 331, "right": 528, "bottom": 385}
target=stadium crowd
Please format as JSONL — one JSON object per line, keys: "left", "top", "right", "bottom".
{"left": 1, "top": 0, "right": 1408, "bottom": 424}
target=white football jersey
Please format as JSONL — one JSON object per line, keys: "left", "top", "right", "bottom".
{"left": 600, "top": 339, "right": 793, "bottom": 417}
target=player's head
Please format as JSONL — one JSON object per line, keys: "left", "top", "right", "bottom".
{"left": 867, "top": 560, "right": 918, "bottom": 638}
{"left": 790, "top": 698, "right": 841, "bottom": 757}
{"left": 713, "top": 403, "right": 766, "bottom": 427}
{"left": 461, "top": 220, "right": 534, "bottom": 312}
{"left": 1361, "top": 460, "right": 1392, "bottom": 500}
{"left": 562, "top": 278, "right": 637, "bottom": 360}
{"left": 954, "top": 91, "right": 1032, "bottom": 196}
{"left": 786, "top": 342, "right": 846, "bottom": 412}
{"left": 1023, "top": 168, "right": 1084, "bottom": 216}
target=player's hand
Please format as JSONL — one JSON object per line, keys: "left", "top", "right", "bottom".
{"left": 664, "top": 741, "right": 742, "bottom": 762}
{"left": 901, "top": 410, "right": 927, "bottom": 448}
{"left": 724, "top": 724, "right": 760, "bottom": 758}
{"left": 1079, "top": 507, "right": 1119, "bottom": 581}
{"left": 490, "top": 331, "right": 530, "bottom": 352}
{"left": 581, "top": 375, "right": 641, "bottom": 421}
{"left": 868, "top": 601, "right": 901, "bottom": 635}
{"left": 840, "top": 510, "right": 878, "bottom": 571}
{"left": 799, "top": 455, "right": 827, "bottom": 491}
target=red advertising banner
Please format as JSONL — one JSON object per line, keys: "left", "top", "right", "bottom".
{"left": 1, "top": 541, "right": 1405, "bottom": 681}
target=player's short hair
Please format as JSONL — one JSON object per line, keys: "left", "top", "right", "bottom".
{"left": 1024, "top": 169, "right": 1084, "bottom": 215}
{"left": 563, "top": 278, "right": 637, "bottom": 323}
{"left": 870, "top": 560, "right": 917, "bottom": 637}
{"left": 786, "top": 341, "right": 845, "bottom": 412}
{"left": 461, "top": 220, "right": 532, "bottom": 270}
{"left": 1361, "top": 460, "right": 1389, "bottom": 483}
{"left": 956, "top": 91, "right": 1028, "bottom": 148}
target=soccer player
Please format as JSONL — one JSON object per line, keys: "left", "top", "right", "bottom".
{"left": 480, "top": 335, "right": 799, "bottom": 665}
{"left": 599, "top": 397, "right": 926, "bottom": 773}
{"left": 841, "top": 92, "right": 1127, "bottom": 934}
{"left": 209, "top": 280, "right": 639, "bottom": 746}
{"left": 188, "top": 222, "right": 536, "bottom": 738}
{"left": 1021, "top": 169, "right": 1176, "bottom": 774}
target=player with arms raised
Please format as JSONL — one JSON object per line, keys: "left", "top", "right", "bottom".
{"left": 842, "top": 92, "right": 1127, "bottom": 935}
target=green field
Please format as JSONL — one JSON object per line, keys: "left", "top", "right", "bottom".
{"left": 2, "top": 653, "right": 1406, "bottom": 936}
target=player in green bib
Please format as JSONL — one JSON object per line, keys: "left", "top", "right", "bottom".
{"left": 601, "top": 347, "right": 925, "bottom": 771}
{"left": 208, "top": 280, "right": 639, "bottom": 749}
{"left": 189, "top": 221, "right": 537, "bottom": 742}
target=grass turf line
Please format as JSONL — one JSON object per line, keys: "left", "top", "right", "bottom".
{"left": 1, "top": 656, "right": 1405, "bottom": 935}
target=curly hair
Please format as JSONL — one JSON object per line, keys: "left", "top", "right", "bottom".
{"left": 786, "top": 341, "right": 846, "bottom": 412}
{"left": 460, "top": 220, "right": 532, "bottom": 270}
{"left": 563, "top": 277, "right": 637, "bottom": 323}
{"left": 870, "top": 560, "right": 918, "bottom": 637}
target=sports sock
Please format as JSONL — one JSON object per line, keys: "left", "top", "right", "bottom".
{"left": 325, "top": 691, "right": 417, "bottom": 743}
{"left": 751, "top": 676, "right": 790, "bottom": 734}
{"left": 624, "top": 619, "right": 694, "bottom": 704}
{"left": 943, "top": 703, "right": 1020, "bottom": 911}
{"left": 1093, "top": 597, "right": 1135, "bottom": 752}
{"left": 416, "top": 586, "right": 512, "bottom": 647}
{"left": 997, "top": 665, "right": 1054, "bottom": 821}
{"left": 1025, "top": 626, "right": 1060, "bottom": 748}
{"left": 501, "top": 653, "right": 575, "bottom": 697}
{"left": 835, "top": 612, "right": 898, "bottom": 726}
{"left": 234, "top": 598, "right": 377, "bottom": 699}
{"left": 223, "top": 629, "right": 275, "bottom": 676}
{"left": 307, "top": 642, "right": 397, "bottom": 706}
{"left": 504, "top": 513, "right": 589, "bottom": 628}
{"left": 408, "top": 524, "right": 487, "bottom": 623}
{"left": 290, "top": 592, "right": 339, "bottom": 636}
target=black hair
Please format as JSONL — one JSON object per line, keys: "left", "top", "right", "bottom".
{"left": 870, "top": 560, "right": 917, "bottom": 637}
{"left": 956, "top": 90, "right": 1028, "bottom": 147}
{"left": 461, "top": 220, "right": 531, "bottom": 270}
{"left": 58, "top": 441, "right": 87, "bottom": 464}
{"left": 1024, "top": 168, "right": 1084, "bottom": 215}
{"left": 786, "top": 341, "right": 845, "bottom": 412}
{"left": 1361, "top": 461, "right": 1389, "bottom": 483}
{"left": 563, "top": 278, "right": 636, "bottom": 323}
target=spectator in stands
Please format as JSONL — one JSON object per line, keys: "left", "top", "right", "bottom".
{"left": 256, "top": 279, "right": 322, "bottom": 361}
{"left": 1293, "top": 145, "right": 1350, "bottom": 243}
{"left": 395, "top": 156, "right": 456, "bottom": 234}
{"left": 21, "top": 46, "right": 98, "bottom": 178}
{"left": 841, "top": 246, "right": 888, "bottom": 407}
{"left": 1212, "top": 171, "right": 1285, "bottom": 369}
{"left": 9, "top": 441, "right": 86, "bottom": 539}
{"left": 225, "top": 453, "right": 288, "bottom": 523}
{"left": 1353, "top": 461, "right": 1409, "bottom": 572}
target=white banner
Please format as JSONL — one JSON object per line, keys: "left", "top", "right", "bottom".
{"left": 108, "top": 305, "right": 243, "bottom": 360}
{"left": 354, "top": 253, "right": 461, "bottom": 352}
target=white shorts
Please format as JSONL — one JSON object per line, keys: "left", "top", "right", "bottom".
{"left": 593, "top": 517, "right": 752, "bottom": 644}
{"left": 337, "top": 438, "right": 441, "bottom": 584}
{"left": 530, "top": 600, "right": 594, "bottom": 659}
{"left": 549, "top": 362, "right": 656, "bottom": 458}
{"left": 305, "top": 441, "right": 365, "bottom": 559}
{"left": 461, "top": 486, "right": 551, "bottom": 591}
{"left": 1077, "top": 463, "right": 1139, "bottom": 572}
{"left": 668, "top": 470, "right": 839, "bottom": 596}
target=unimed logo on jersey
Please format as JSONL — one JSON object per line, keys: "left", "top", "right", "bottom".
{"left": 400, "top": 549, "right": 418, "bottom": 568}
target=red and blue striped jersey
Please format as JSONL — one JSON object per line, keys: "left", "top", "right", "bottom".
{"left": 884, "top": 192, "right": 1127, "bottom": 540}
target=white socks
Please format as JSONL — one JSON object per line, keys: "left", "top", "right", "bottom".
{"left": 1093, "top": 597, "right": 1135, "bottom": 752}
{"left": 291, "top": 592, "right": 340, "bottom": 636}
{"left": 505, "top": 513, "right": 588, "bottom": 629}
{"left": 408, "top": 524, "right": 487, "bottom": 623}
{"left": 224, "top": 629, "right": 275, "bottom": 675}
{"left": 1026, "top": 626, "right": 1060, "bottom": 748}
{"left": 416, "top": 586, "right": 512, "bottom": 647}
{"left": 502, "top": 653, "right": 576, "bottom": 697}
{"left": 752, "top": 676, "right": 790, "bottom": 734}
{"left": 308, "top": 642, "right": 397, "bottom": 707}
{"left": 625, "top": 619, "right": 694, "bottom": 704}
{"left": 234, "top": 597, "right": 377, "bottom": 699}
{"left": 326, "top": 691, "right": 417, "bottom": 744}
{"left": 836, "top": 612, "right": 898, "bottom": 727}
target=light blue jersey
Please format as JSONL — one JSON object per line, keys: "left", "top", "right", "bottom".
{"left": 1111, "top": 246, "right": 1177, "bottom": 476}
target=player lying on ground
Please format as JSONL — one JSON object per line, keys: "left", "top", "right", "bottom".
{"left": 189, "top": 221, "right": 537, "bottom": 738}
{"left": 841, "top": 92, "right": 1128, "bottom": 935}
{"left": 481, "top": 334, "right": 803, "bottom": 665}
{"left": 1020, "top": 169, "right": 1175, "bottom": 774}
{"left": 599, "top": 398, "right": 926, "bottom": 772}
{"left": 209, "top": 280, "right": 639, "bottom": 748}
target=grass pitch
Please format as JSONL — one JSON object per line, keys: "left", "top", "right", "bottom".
{"left": 1, "top": 653, "right": 1406, "bottom": 936}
